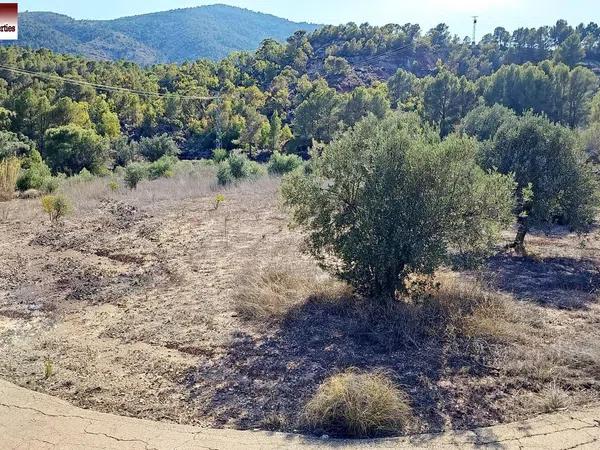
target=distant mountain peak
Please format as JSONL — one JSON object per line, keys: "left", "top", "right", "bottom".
{"left": 13, "top": 5, "right": 321, "bottom": 64}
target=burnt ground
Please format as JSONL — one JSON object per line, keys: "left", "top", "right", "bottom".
{"left": 0, "top": 175, "right": 599, "bottom": 435}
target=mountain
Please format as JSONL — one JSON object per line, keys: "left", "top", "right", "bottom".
{"left": 14, "top": 4, "right": 320, "bottom": 64}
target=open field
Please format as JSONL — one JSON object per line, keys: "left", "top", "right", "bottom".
{"left": 1, "top": 174, "right": 599, "bottom": 436}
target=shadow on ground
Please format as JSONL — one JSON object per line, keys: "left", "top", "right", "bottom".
{"left": 184, "top": 295, "right": 505, "bottom": 438}
{"left": 487, "top": 254, "right": 600, "bottom": 310}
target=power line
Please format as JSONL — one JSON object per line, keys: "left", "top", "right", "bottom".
{"left": 348, "top": 43, "right": 413, "bottom": 66}
{"left": 0, "top": 64, "right": 218, "bottom": 100}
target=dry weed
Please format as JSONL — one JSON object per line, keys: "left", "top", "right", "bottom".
{"left": 539, "top": 382, "right": 569, "bottom": 413}
{"left": 0, "top": 157, "right": 20, "bottom": 201}
{"left": 234, "top": 263, "right": 352, "bottom": 322}
{"left": 302, "top": 369, "right": 413, "bottom": 437}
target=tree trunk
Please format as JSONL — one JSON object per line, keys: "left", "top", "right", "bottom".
{"left": 511, "top": 214, "right": 529, "bottom": 256}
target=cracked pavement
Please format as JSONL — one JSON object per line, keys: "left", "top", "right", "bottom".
{"left": 1, "top": 379, "right": 599, "bottom": 449}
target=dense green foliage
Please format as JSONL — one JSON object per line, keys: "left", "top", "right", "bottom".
{"left": 43, "top": 125, "right": 108, "bottom": 175}
{"left": 474, "top": 112, "right": 599, "bottom": 252}
{"left": 216, "top": 153, "right": 265, "bottom": 185}
{"left": 16, "top": 6, "right": 320, "bottom": 64}
{"left": 1, "top": 17, "right": 599, "bottom": 173}
{"left": 0, "top": 19, "right": 598, "bottom": 250}
{"left": 282, "top": 114, "right": 515, "bottom": 299}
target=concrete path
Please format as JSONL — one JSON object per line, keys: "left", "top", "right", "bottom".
{"left": 1, "top": 379, "right": 599, "bottom": 449}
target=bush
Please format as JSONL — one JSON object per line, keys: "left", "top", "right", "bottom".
{"left": 228, "top": 153, "right": 248, "bottom": 179}
{"left": 147, "top": 155, "right": 176, "bottom": 179}
{"left": 124, "top": 163, "right": 147, "bottom": 189}
{"left": 16, "top": 150, "right": 55, "bottom": 192}
{"left": 41, "top": 194, "right": 70, "bottom": 224}
{"left": 267, "top": 152, "right": 303, "bottom": 175}
{"left": 462, "top": 104, "right": 517, "bottom": 141}
{"left": 74, "top": 167, "right": 94, "bottom": 182}
{"left": 41, "top": 176, "right": 60, "bottom": 193}
{"left": 245, "top": 159, "right": 267, "bottom": 178}
{"left": 216, "top": 154, "right": 266, "bottom": 185}
{"left": 138, "top": 134, "right": 179, "bottom": 162}
{"left": 0, "top": 156, "right": 20, "bottom": 200}
{"left": 216, "top": 162, "right": 235, "bottom": 186}
{"left": 212, "top": 148, "right": 228, "bottom": 163}
{"left": 282, "top": 113, "right": 515, "bottom": 299}
{"left": 302, "top": 370, "right": 412, "bottom": 437}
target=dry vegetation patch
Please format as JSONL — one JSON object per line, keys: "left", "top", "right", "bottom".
{"left": 234, "top": 263, "right": 352, "bottom": 322}
{"left": 0, "top": 176, "right": 598, "bottom": 437}
{"left": 302, "top": 369, "right": 413, "bottom": 437}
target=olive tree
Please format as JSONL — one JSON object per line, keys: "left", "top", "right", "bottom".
{"left": 482, "top": 112, "right": 599, "bottom": 254}
{"left": 282, "top": 113, "right": 515, "bottom": 300}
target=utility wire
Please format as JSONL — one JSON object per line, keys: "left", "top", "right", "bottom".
{"left": 0, "top": 64, "right": 219, "bottom": 100}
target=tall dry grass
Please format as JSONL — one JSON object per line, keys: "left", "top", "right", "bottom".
{"left": 234, "top": 262, "right": 352, "bottom": 321}
{"left": 61, "top": 166, "right": 218, "bottom": 212}
{"left": 235, "top": 266, "right": 526, "bottom": 350}
{"left": 302, "top": 369, "right": 413, "bottom": 437}
{"left": 0, "top": 157, "right": 20, "bottom": 201}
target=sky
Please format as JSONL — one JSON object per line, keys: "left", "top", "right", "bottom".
{"left": 17, "top": 0, "right": 600, "bottom": 39}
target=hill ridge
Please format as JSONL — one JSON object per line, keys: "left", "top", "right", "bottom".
{"left": 12, "top": 5, "right": 321, "bottom": 64}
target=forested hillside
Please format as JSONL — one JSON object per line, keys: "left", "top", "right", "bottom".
{"left": 0, "top": 18, "right": 599, "bottom": 190}
{"left": 15, "top": 5, "right": 320, "bottom": 64}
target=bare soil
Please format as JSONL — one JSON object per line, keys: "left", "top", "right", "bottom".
{"left": 0, "top": 176, "right": 599, "bottom": 435}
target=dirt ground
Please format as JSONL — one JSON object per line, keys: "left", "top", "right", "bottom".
{"left": 1, "top": 174, "right": 599, "bottom": 435}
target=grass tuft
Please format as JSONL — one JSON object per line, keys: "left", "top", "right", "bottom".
{"left": 302, "top": 369, "right": 413, "bottom": 437}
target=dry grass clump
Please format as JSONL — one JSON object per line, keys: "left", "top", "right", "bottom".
{"left": 538, "top": 382, "right": 569, "bottom": 413}
{"left": 430, "top": 274, "right": 525, "bottom": 342}
{"left": 236, "top": 265, "right": 526, "bottom": 353}
{"left": 0, "top": 157, "right": 20, "bottom": 201}
{"left": 355, "top": 273, "right": 525, "bottom": 350}
{"left": 302, "top": 369, "right": 413, "bottom": 437}
{"left": 234, "top": 264, "right": 353, "bottom": 322}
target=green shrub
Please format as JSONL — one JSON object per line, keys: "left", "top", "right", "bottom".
{"left": 108, "top": 179, "right": 120, "bottom": 192}
{"left": 216, "top": 154, "right": 266, "bottom": 185}
{"left": 228, "top": 153, "right": 248, "bottom": 179}
{"left": 75, "top": 167, "right": 94, "bottom": 182}
{"left": 124, "top": 163, "right": 147, "bottom": 189}
{"left": 302, "top": 370, "right": 412, "bottom": 437}
{"left": 216, "top": 161, "right": 234, "bottom": 186}
{"left": 16, "top": 152, "right": 57, "bottom": 193}
{"left": 214, "top": 193, "right": 225, "bottom": 210}
{"left": 462, "top": 104, "right": 517, "bottom": 141}
{"left": 267, "top": 152, "right": 303, "bottom": 175}
{"left": 41, "top": 194, "right": 70, "bottom": 224}
{"left": 111, "top": 136, "right": 138, "bottom": 167}
{"left": 212, "top": 148, "right": 228, "bottom": 163}
{"left": 147, "top": 155, "right": 176, "bottom": 179}
{"left": 41, "top": 176, "right": 60, "bottom": 193}
{"left": 138, "top": 134, "right": 179, "bottom": 162}
{"left": 245, "top": 160, "right": 267, "bottom": 178}
{"left": 282, "top": 113, "right": 515, "bottom": 300}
